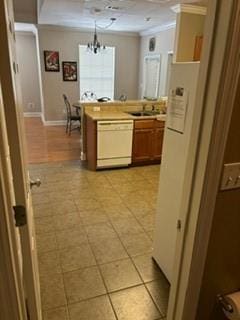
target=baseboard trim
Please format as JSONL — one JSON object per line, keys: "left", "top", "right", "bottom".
{"left": 43, "top": 120, "right": 66, "bottom": 126}
{"left": 23, "top": 112, "right": 66, "bottom": 126}
{"left": 41, "top": 113, "right": 45, "bottom": 123}
{"left": 24, "top": 112, "right": 42, "bottom": 118}
{"left": 81, "top": 152, "right": 86, "bottom": 161}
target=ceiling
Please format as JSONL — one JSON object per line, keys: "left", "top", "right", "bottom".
{"left": 38, "top": 0, "right": 208, "bottom": 33}
{"left": 13, "top": 0, "right": 37, "bottom": 23}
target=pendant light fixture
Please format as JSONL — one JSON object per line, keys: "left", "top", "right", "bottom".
{"left": 87, "top": 21, "right": 106, "bottom": 54}
{"left": 87, "top": 18, "right": 116, "bottom": 54}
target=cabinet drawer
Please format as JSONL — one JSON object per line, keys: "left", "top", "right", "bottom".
{"left": 155, "top": 120, "right": 165, "bottom": 128}
{"left": 134, "top": 120, "right": 155, "bottom": 129}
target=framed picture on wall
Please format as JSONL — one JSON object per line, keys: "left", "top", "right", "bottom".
{"left": 44, "top": 50, "right": 60, "bottom": 72}
{"left": 62, "top": 61, "right": 78, "bottom": 81}
{"left": 149, "top": 37, "right": 156, "bottom": 52}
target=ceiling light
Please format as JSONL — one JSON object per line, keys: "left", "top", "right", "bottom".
{"left": 87, "top": 21, "right": 105, "bottom": 54}
{"left": 87, "top": 18, "right": 116, "bottom": 54}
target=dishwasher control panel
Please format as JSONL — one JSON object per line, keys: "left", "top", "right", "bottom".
{"left": 97, "top": 120, "right": 134, "bottom": 131}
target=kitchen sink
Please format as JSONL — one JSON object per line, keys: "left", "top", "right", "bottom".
{"left": 127, "top": 111, "right": 162, "bottom": 117}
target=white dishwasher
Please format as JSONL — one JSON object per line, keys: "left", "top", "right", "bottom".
{"left": 97, "top": 120, "right": 134, "bottom": 168}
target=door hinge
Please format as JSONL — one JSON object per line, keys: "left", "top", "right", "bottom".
{"left": 13, "top": 61, "right": 16, "bottom": 74}
{"left": 13, "top": 205, "right": 27, "bottom": 227}
{"left": 9, "top": 20, "right": 12, "bottom": 34}
{"left": 177, "top": 219, "right": 182, "bottom": 230}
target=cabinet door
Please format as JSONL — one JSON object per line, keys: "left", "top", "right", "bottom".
{"left": 153, "top": 127, "right": 165, "bottom": 160}
{"left": 132, "top": 129, "right": 154, "bottom": 163}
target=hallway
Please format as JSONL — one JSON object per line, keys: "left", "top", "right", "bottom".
{"left": 30, "top": 161, "right": 169, "bottom": 320}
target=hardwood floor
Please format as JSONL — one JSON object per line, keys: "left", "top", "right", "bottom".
{"left": 24, "top": 117, "right": 81, "bottom": 164}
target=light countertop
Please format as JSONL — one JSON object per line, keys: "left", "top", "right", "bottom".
{"left": 76, "top": 99, "right": 166, "bottom": 108}
{"left": 85, "top": 110, "right": 166, "bottom": 121}
{"left": 85, "top": 110, "right": 134, "bottom": 120}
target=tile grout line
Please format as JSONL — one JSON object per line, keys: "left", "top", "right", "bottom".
{"left": 34, "top": 186, "right": 80, "bottom": 320}
{"left": 105, "top": 176, "right": 165, "bottom": 318}
{"left": 99, "top": 203, "right": 164, "bottom": 318}
{"left": 71, "top": 184, "right": 158, "bottom": 319}
{"left": 82, "top": 215, "right": 119, "bottom": 320}
{"left": 32, "top": 163, "right": 164, "bottom": 319}
{"left": 108, "top": 173, "right": 156, "bottom": 242}
{"left": 57, "top": 240, "right": 71, "bottom": 320}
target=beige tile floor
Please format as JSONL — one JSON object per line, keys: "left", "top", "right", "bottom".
{"left": 30, "top": 161, "right": 169, "bottom": 320}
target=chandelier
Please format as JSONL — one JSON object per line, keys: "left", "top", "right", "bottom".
{"left": 87, "top": 18, "right": 116, "bottom": 54}
{"left": 87, "top": 21, "right": 106, "bottom": 54}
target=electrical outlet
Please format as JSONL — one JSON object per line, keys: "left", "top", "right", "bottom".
{"left": 221, "top": 163, "right": 240, "bottom": 190}
{"left": 63, "top": 109, "right": 66, "bottom": 114}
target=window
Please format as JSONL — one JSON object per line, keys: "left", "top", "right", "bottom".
{"left": 79, "top": 45, "right": 115, "bottom": 100}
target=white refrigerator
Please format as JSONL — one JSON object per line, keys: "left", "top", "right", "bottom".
{"left": 153, "top": 62, "right": 200, "bottom": 282}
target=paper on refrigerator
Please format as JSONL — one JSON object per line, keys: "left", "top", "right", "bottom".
{"left": 166, "top": 87, "right": 189, "bottom": 134}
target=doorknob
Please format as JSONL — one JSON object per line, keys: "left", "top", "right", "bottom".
{"left": 30, "top": 179, "right": 41, "bottom": 189}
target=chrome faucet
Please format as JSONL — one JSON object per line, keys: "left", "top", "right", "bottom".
{"left": 119, "top": 94, "right": 127, "bottom": 102}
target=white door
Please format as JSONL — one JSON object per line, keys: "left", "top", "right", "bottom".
{"left": 0, "top": 80, "right": 28, "bottom": 320}
{"left": 0, "top": 0, "right": 41, "bottom": 319}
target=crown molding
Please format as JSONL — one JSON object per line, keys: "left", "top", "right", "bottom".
{"left": 140, "top": 22, "right": 176, "bottom": 37}
{"left": 14, "top": 23, "right": 38, "bottom": 35}
{"left": 37, "top": 24, "right": 139, "bottom": 37}
{"left": 171, "top": 4, "right": 207, "bottom": 15}
{"left": 15, "top": 31, "right": 35, "bottom": 36}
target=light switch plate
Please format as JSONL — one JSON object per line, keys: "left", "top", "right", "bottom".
{"left": 221, "top": 162, "right": 240, "bottom": 190}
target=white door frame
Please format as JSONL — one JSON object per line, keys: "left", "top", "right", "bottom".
{"left": 0, "top": 82, "right": 27, "bottom": 320}
{"left": 0, "top": 0, "right": 42, "bottom": 319}
{"left": 0, "top": 0, "right": 238, "bottom": 318}
{"left": 0, "top": 173, "right": 25, "bottom": 320}
{"left": 167, "top": 0, "right": 239, "bottom": 319}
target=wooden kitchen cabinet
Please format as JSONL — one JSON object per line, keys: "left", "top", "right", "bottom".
{"left": 132, "top": 128, "right": 154, "bottom": 162}
{"left": 153, "top": 127, "right": 165, "bottom": 160}
{"left": 132, "top": 119, "right": 165, "bottom": 165}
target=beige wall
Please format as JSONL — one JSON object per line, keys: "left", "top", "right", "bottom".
{"left": 174, "top": 12, "right": 205, "bottom": 62}
{"left": 138, "top": 27, "right": 175, "bottom": 98}
{"left": 16, "top": 32, "right": 42, "bottom": 113}
{"left": 38, "top": 27, "right": 140, "bottom": 121}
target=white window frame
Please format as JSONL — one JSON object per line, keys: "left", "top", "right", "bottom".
{"left": 79, "top": 45, "right": 115, "bottom": 100}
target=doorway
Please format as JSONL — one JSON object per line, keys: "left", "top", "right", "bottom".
{"left": 3, "top": 0, "right": 236, "bottom": 318}
{"left": 18, "top": 12, "right": 205, "bottom": 320}
{"left": 15, "top": 25, "right": 81, "bottom": 164}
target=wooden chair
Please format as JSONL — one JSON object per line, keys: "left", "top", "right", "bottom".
{"left": 63, "top": 94, "right": 81, "bottom": 135}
